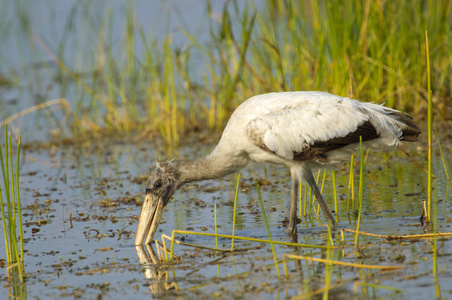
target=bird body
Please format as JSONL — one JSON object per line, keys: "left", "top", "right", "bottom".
{"left": 213, "top": 91, "right": 415, "bottom": 164}
{"left": 135, "top": 91, "right": 421, "bottom": 245}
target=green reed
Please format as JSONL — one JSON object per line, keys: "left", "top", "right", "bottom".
{"left": 0, "top": 124, "right": 24, "bottom": 282}
{"left": 354, "top": 137, "right": 364, "bottom": 246}
{"left": 434, "top": 123, "right": 449, "bottom": 180}
{"left": 168, "top": 230, "right": 333, "bottom": 262}
{"left": 432, "top": 188, "right": 440, "bottom": 298}
{"left": 214, "top": 203, "right": 218, "bottom": 249}
{"left": 10, "top": 0, "right": 447, "bottom": 145}
{"left": 231, "top": 173, "right": 241, "bottom": 251}
{"left": 299, "top": 179, "right": 303, "bottom": 219}
{"left": 332, "top": 171, "right": 338, "bottom": 223}
{"left": 322, "top": 224, "right": 335, "bottom": 300}
{"left": 426, "top": 31, "right": 433, "bottom": 223}
{"left": 254, "top": 179, "right": 280, "bottom": 277}
{"left": 347, "top": 155, "right": 355, "bottom": 215}
{"left": 214, "top": 203, "right": 222, "bottom": 289}
{"left": 303, "top": 182, "right": 308, "bottom": 217}
{"left": 426, "top": 30, "right": 441, "bottom": 298}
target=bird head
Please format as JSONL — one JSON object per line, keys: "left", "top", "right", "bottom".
{"left": 135, "top": 160, "right": 181, "bottom": 245}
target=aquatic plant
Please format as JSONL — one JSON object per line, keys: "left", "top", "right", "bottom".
{"left": 426, "top": 30, "right": 442, "bottom": 299}
{"left": 331, "top": 171, "right": 338, "bottom": 223}
{"left": 230, "top": 173, "right": 241, "bottom": 251}
{"left": 3, "top": 0, "right": 448, "bottom": 143}
{"left": 354, "top": 137, "right": 365, "bottom": 245}
{"left": 254, "top": 179, "right": 280, "bottom": 277}
{"left": 347, "top": 155, "right": 355, "bottom": 215}
{"left": 434, "top": 123, "right": 449, "bottom": 180}
{"left": 0, "top": 124, "right": 24, "bottom": 284}
{"left": 426, "top": 31, "right": 433, "bottom": 223}
{"left": 322, "top": 224, "right": 334, "bottom": 300}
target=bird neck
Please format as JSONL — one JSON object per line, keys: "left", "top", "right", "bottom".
{"left": 178, "top": 148, "right": 247, "bottom": 184}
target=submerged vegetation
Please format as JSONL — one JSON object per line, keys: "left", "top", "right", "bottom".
{"left": 0, "top": 0, "right": 451, "bottom": 146}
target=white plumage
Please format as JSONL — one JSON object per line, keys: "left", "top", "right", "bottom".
{"left": 135, "top": 91, "right": 421, "bottom": 245}
{"left": 218, "top": 92, "right": 404, "bottom": 159}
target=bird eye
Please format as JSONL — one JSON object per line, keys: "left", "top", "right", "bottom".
{"left": 154, "top": 180, "right": 163, "bottom": 189}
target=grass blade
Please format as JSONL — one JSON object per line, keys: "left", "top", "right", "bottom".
{"left": 0, "top": 125, "right": 24, "bottom": 282}
{"left": 347, "top": 155, "right": 354, "bottom": 215}
{"left": 433, "top": 122, "right": 449, "bottom": 180}
{"left": 354, "top": 136, "right": 364, "bottom": 246}
{"left": 332, "top": 170, "right": 338, "bottom": 223}
{"left": 16, "top": 135, "right": 23, "bottom": 264}
{"left": 254, "top": 179, "right": 280, "bottom": 277}
{"left": 231, "top": 173, "right": 241, "bottom": 251}
{"left": 426, "top": 30, "right": 433, "bottom": 223}
{"left": 214, "top": 203, "right": 218, "bottom": 249}
{"left": 0, "top": 125, "right": 11, "bottom": 264}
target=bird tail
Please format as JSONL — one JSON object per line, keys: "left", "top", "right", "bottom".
{"left": 384, "top": 110, "right": 421, "bottom": 142}
{"left": 358, "top": 102, "right": 421, "bottom": 145}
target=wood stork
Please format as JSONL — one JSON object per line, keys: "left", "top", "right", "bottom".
{"left": 135, "top": 91, "right": 421, "bottom": 245}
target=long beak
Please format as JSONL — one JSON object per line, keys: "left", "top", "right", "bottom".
{"left": 135, "top": 193, "right": 167, "bottom": 245}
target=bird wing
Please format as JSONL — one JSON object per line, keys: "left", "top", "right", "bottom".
{"left": 246, "top": 96, "right": 379, "bottom": 161}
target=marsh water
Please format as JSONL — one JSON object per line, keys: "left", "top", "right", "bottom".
{"left": 1, "top": 1, "right": 452, "bottom": 299}
{"left": 0, "top": 134, "right": 451, "bottom": 299}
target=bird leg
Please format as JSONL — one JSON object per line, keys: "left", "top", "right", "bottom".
{"left": 285, "top": 177, "right": 299, "bottom": 235}
{"left": 303, "top": 169, "right": 337, "bottom": 230}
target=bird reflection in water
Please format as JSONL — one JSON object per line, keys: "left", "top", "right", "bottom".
{"left": 135, "top": 244, "right": 177, "bottom": 294}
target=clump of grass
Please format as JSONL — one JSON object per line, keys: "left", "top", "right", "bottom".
{"left": 8, "top": 0, "right": 447, "bottom": 145}
{"left": 0, "top": 124, "right": 24, "bottom": 283}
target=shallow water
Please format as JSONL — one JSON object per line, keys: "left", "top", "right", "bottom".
{"left": 1, "top": 138, "right": 451, "bottom": 299}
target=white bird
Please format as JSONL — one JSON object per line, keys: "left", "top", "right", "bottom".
{"left": 135, "top": 91, "right": 421, "bottom": 245}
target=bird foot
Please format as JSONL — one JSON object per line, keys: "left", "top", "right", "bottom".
{"left": 284, "top": 227, "right": 298, "bottom": 243}
{"left": 284, "top": 225, "right": 297, "bottom": 235}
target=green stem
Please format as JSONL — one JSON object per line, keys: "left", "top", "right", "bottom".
{"left": 433, "top": 121, "right": 448, "bottom": 180}
{"left": 231, "top": 173, "right": 241, "bottom": 251}
{"left": 354, "top": 136, "right": 364, "bottom": 245}
{"left": 347, "top": 155, "right": 354, "bottom": 215}
{"left": 214, "top": 203, "right": 218, "bottom": 249}
{"left": 0, "top": 145, "right": 10, "bottom": 264}
{"left": 332, "top": 170, "right": 338, "bottom": 223}
{"left": 16, "top": 135, "right": 23, "bottom": 264}
{"left": 426, "top": 31, "right": 433, "bottom": 223}
{"left": 254, "top": 179, "right": 280, "bottom": 277}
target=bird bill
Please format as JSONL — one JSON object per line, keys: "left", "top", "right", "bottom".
{"left": 135, "top": 193, "right": 166, "bottom": 245}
